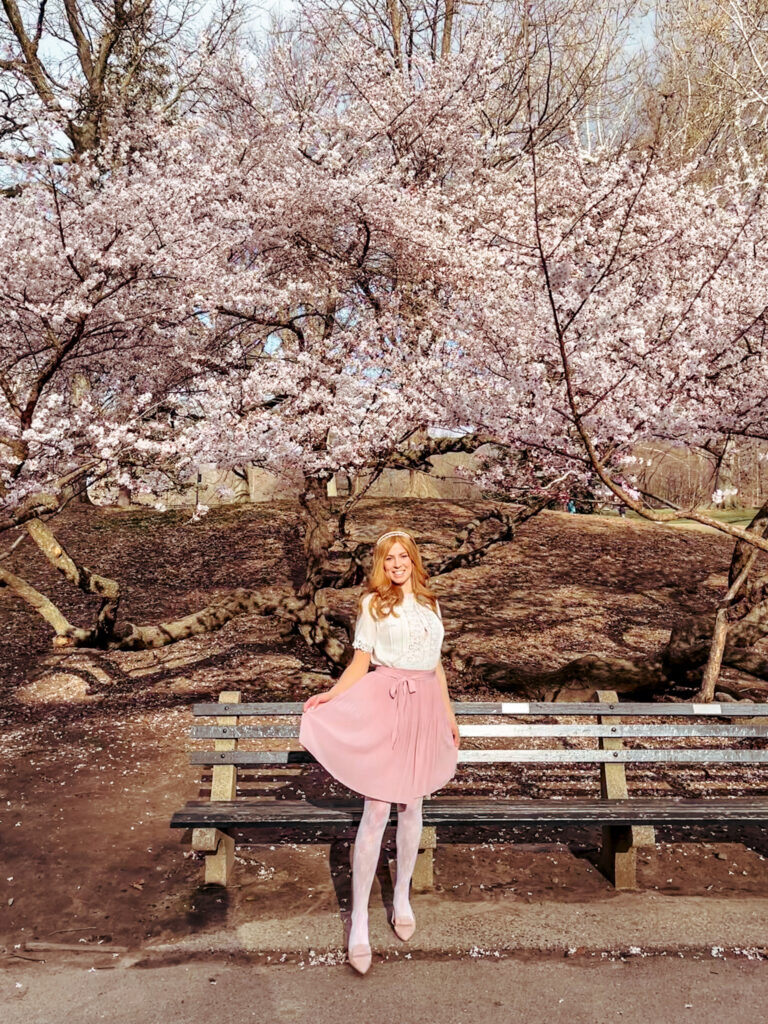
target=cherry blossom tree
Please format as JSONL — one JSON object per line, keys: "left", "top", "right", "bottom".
{"left": 153, "top": 35, "right": 542, "bottom": 658}
{"left": 437, "top": 131, "right": 768, "bottom": 698}
{"left": 0, "top": 36, "right": 533, "bottom": 661}
{"left": 0, "top": 122, "right": 284, "bottom": 645}
{"left": 4, "top": 15, "right": 768, "bottom": 705}
{"left": 284, "top": 0, "right": 646, "bottom": 153}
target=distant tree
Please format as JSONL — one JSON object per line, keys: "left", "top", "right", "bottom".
{"left": 0, "top": 0, "right": 244, "bottom": 165}
{"left": 644, "top": 0, "right": 768, "bottom": 177}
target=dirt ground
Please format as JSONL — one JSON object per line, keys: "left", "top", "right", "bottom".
{"left": 1, "top": 499, "right": 768, "bottom": 954}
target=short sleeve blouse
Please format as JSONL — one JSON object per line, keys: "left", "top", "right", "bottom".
{"left": 352, "top": 592, "right": 444, "bottom": 670}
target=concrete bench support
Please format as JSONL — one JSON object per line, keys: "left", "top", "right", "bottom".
{"left": 412, "top": 825, "right": 437, "bottom": 891}
{"left": 195, "top": 690, "right": 240, "bottom": 886}
{"left": 192, "top": 827, "right": 235, "bottom": 885}
{"left": 597, "top": 689, "right": 656, "bottom": 889}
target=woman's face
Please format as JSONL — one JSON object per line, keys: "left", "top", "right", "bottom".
{"left": 382, "top": 541, "right": 413, "bottom": 588}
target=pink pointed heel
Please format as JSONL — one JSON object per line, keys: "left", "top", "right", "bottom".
{"left": 391, "top": 913, "right": 416, "bottom": 942}
{"left": 348, "top": 943, "right": 372, "bottom": 975}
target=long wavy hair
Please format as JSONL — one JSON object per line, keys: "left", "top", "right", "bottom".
{"left": 360, "top": 530, "right": 439, "bottom": 620}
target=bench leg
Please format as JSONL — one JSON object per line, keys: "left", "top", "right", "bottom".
{"left": 192, "top": 827, "right": 235, "bottom": 886}
{"left": 188, "top": 690, "right": 240, "bottom": 886}
{"left": 599, "top": 825, "right": 637, "bottom": 890}
{"left": 595, "top": 689, "right": 655, "bottom": 890}
{"left": 411, "top": 826, "right": 437, "bottom": 891}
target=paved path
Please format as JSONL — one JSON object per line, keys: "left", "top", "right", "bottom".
{"left": 4, "top": 957, "right": 768, "bottom": 1024}
{"left": 143, "top": 892, "right": 768, "bottom": 958}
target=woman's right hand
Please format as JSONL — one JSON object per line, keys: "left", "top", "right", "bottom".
{"left": 303, "top": 689, "right": 336, "bottom": 711}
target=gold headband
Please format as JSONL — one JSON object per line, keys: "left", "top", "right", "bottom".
{"left": 376, "top": 531, "right": 412, "bottom": 545}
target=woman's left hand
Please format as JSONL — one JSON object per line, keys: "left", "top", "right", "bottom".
{"left": 449, "top": 714, "right": 460, "bottom": 749}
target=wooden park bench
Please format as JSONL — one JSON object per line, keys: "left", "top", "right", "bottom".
{"left": 170, "top": 690, "right": 768, "bottom": 891}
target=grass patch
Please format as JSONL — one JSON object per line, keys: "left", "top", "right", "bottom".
{"left": 599, "top": 507, "right": 758, "bottom": 531}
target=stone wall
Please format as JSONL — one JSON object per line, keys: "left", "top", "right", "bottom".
{"left": 87, "top": 450, "right": 484, "bottom": 507}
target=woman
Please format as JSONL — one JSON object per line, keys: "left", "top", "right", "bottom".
{"left": 300, "top": 529, "right": 460, "bottom": 975}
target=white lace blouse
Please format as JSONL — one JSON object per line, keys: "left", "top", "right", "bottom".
{"left": 352, "top": 592, "right": 445, "bottom": 670}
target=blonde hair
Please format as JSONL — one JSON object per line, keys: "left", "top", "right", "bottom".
{"left": 360, "top": 530, "right": 438, "bottom": 620}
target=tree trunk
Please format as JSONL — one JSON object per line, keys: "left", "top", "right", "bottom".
{"left": 452, "top": 647, "right": 666, "bottom": 700}
{"left": 696, "top": 552, "right": 759, "bottom": 701}
{"left": 387, "top": 0, "right": 403, "bottom": 67}
{"left": 695, "top": 500, "right": 768, "bottom": 699}
{"left": 441, "top": 0, "right": 455, "bottom": 58}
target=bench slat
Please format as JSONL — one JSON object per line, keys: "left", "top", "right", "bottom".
{"left": 458, "top": 749, "right": 768, "bottom": 763}
{"left": 460, "top": 724, "right": 768, "bottom": 738}
{"left": 190, "top": 751, "right": 313, "bottom": 765}
{"left": 190, "top": 723, "right": 768, "bottom": 740}
{"left": 192, "top": 725, "right": 299, "bottom": 738}
{"left": 170, "top": 796, "right": 768, "bottom": 829}
{"left": 192, "top": 701, "right": 768, "bottom": 718}
{"left": 188, "top": 748, "right": 768, "bottom": 766}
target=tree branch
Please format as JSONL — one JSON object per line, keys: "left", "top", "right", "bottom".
{"left": 25, "top": 517, "right": 121, "bottom": 641}
{"left": 0, "top": 563, "right": 84, "bottom": 638}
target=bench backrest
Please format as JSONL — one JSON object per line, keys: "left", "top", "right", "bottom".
{"left": 187, "top": 698, "right": 768, "bottom": 768}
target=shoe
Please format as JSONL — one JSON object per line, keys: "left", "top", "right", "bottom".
{"left": 348, "top": 943, "right": 372, "bottom": 975}
{"left": 391, "top": 912, "right": 416, "bottom": 942}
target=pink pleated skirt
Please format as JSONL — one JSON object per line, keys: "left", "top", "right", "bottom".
{"left": 299, "top": 665, "right": 458, "bottom": 805}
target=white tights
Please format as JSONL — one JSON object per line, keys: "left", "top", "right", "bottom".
{"left": 348, "top": 796, "right": 424, "bottom": 949}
